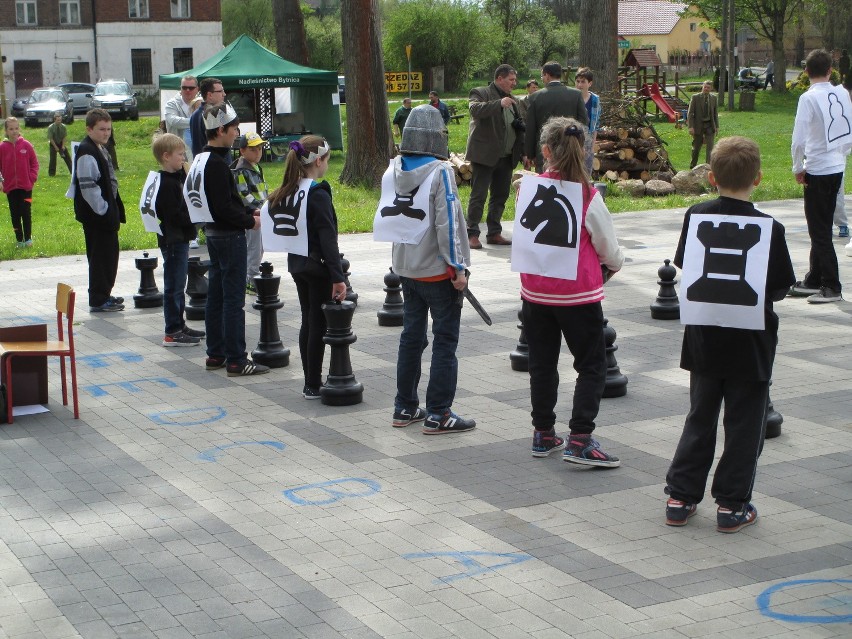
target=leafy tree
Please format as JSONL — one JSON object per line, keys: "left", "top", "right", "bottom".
{"left": 483, "top": 0, "right": 552, "bottom": 65}
{"left": 272, "top": 0, "right": 310, "bottom": 64}
{"left": 304, "top": 8, "right": 344, "bottom": 71}
{"left": 537, "top": 20, "right": 580, "bottom": 67}
{"left": 221, "top": 0, "right": 275, "bottom": 47}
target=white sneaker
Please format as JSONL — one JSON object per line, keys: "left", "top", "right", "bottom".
{"left": 189, "top": 239, "right": 199, "bottom": 249}
{"left": 807, "top": 288, "right": 842, "bottom": 304}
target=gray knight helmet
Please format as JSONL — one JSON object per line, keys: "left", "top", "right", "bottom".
{"left": 400, "top": 104, "right": 449, "bottom": 160}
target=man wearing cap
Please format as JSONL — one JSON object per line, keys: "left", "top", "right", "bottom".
{"left": 374, "top": 104, "right": 476, "bottom": 435}
{"left": 231, "top": 132, "right": 269, "bottom": 292}
{"left": 192, "top": 102, "right": 268, "bottom": 377}
{"left": 164, "top": 74, "right": 198, "bottom": 149}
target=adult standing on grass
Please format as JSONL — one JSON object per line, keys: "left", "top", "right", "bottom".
{"left": 0, "top": 117, "right": 39, "bottom": 248}
{"left": 687, "top": 81, "right": 719, "bottom": 169}
{"left": 73, "top": 109, "right": 126, "bottom": 312}
{"left": 164, "top": 74, "right": 199, "bottom": 154}
{"left": 789, "top": 49, "right": 852, "bottom": 304}
{"left": 392, "top": 97, "right": 413, "bottom": 137}
{"left": 47, "top": 113, "right": 72, "bottom": 176}
{"left": 465, "top": 64, "right": 523, "bottom": 249}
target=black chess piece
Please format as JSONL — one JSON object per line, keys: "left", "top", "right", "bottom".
{"left": 510, "top": 307, "right": 529, "bottom": 372}
{"left": 602, "top": 318, "right": 628, "bottom": 398}
{"left": 765, "top": 380, "right": 782, "bottom": 439}
{"left": 185, "top": 256, "right": 209, "bottom": 321}
{"left": 650, "top": 259, "right": 680, "bottom": 320}
{"left": 377, "top": 267, "right": 404, "bottom": 327}
{"left": 320, "top": 300, "right": 363, "bottom": 406}
{"left": 251, "top": 262, "right": 290, "bottom": 368}
{"left": 133, "top": 251, "right": 163, "bottom": 308}
{"left": 339, "top": 253, "right": 358, "bottom": 305}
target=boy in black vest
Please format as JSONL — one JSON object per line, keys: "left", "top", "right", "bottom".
{"left": 74, "top": 108, "right": 126, "bottom": 312}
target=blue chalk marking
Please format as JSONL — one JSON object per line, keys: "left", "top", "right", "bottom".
{"left": 83, "top": 377, "right": 177, "bottom": 397}
{"left": 78, "top": 351, "right": 143, "bottom": 368}
{"left": 4, "top": 315, "right": 48, "bottom": 324}
{"left": 402, "top": 550, "right": 532, "bottom": 583}
{"left": 757, "top": 579, "right": 852, "bottom": 623}
{"left": 198, "top": 440, "right": 286, "bottom": 462}
{"left": 150, "top": 406, "right": 227, "bottom": 426}
{"left": 282, "top": 478, "right": 381, "bottom": 505}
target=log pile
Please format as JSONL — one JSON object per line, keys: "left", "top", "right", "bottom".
{"left": 449, "top": 152, "right": 472, "bottom": 185}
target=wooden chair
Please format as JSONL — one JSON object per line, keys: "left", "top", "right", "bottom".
{"left": 0, "top": 283, "right": 79, "bottom": 423}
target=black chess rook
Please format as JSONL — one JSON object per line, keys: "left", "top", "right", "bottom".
{"left": 133, "top": 251, "right": 163, "bottom": 309}
{"left": 377, "top": 267, "right": 404, "bottom": 327}
{"left": 602, "top": 318, "right": 628, "bottom": 398}
{"left": 320, "top": 300, "right": 363, "bottom": 406}
{"left": 765, "top": 380, "right": 782, "bottom": 439}
{"left": 510, "top": 307, "right": 529, "bottom": 372}
{"left": 650, "top": 259, "right": 680, "bottom": 320}
{"left": 251, "top": 262, "right": 290, "bottom": 368}
{"left": 185, "top": 256, "right": 209, "bottom": 321}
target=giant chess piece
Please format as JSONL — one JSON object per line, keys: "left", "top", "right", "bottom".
{"left": 251, "top": 262, "right": 290, "bottom": 368}
{"left": 320, "top": 300, "right": 363, "bottom": 406}
{"left": 339, "top": 253, "right": 358, "bottom": 305}
{"left": 510, "top": 307, "right": 529, "bottom": 372}
{"left": 765, "top": 380, "right": 783, "bottom": 439}
{"left": 650, "top": 259, "right": 680, "bottom": 320}
{"left": 602, "top": 318, "right": 628, "bottom": 398}
{"left": 133, "top": 251, "right": 163, "bottom": 308}
{"left": 185, "top": 256, "right": 209, "bottom": 321}
{"left": 377, "top": 267, "right": 404, "bottom": 327}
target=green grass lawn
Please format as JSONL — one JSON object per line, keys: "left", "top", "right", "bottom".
{"left": 3, "top": 89, "right": 849, "bottom": 262}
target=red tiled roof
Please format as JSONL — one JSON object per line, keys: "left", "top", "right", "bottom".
{"left": 619, "top": 0, "right": 688, "bottom": 36}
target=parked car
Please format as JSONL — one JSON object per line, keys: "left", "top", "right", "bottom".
{"left": 90, "top": 80, "right": 139, "bottom": 120}
{"left": 338, "top": 75, "right": 346, "bottom": 104}
{"left": 57, "top": 82, "right": 95, "bottom": 113}
{"left": 23, "top": 88, "right": 74, "bottom": 126}
{"left": 12, "top": 94, "right": 31, "bottom": 117}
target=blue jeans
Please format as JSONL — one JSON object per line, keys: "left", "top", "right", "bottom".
{"left": 160, "top": 242, "right": 189, "bottom": 335}
{"left": 395, "top": 277, "right": 462, "bottom": 417}
{"left": 205, "top": 232, "right": 248, "bottom": 364}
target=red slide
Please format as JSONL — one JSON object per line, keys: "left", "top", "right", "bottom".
{"left": 639, "top": 82, "right": 678, "bottom": 123}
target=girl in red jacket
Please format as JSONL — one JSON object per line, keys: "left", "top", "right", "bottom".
{"left": 518, "top": 117, "right": 624, "bottom": 467}
{"left": 0, "top": 117, "right": 39, "bottom": 247}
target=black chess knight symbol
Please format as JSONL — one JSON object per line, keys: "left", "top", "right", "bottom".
{"left": 269, "top": 190, "right": 304, "bottom": 236}
{"left": 380, "top": 186, "right": 426, "bottom": 220}
{"left": 141, "top": 177, "right": 158, "bottom": 223}
{"left": 686, "top": 221, "right": 761, "bottom": 306}
{"left": 520, "top": 184, "right": 577, "bottom": 248}
{"left": 185, "top": 169, "right": 203, "bottom": 208}
{"left": 827, "top": 93, "right": 851, "bottom": 143}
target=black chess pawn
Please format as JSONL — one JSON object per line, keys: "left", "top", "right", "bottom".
{"left": 133, "top": 251, "right": 163, "bottom": 308}
{"left": 339, "top": 253, "right": 358, "bottom": 305}
{"left": 650, "top": 259, "right": 680, "bottom": 320}
{"left": 377, "top": 267, "right": 404, "bottom": 327}
{"left": 251, "top": 262, "right": 290, "bottom": 368}
{"left": 185, "top": 256, "right": 209, "bottom": 321}
{"left": 510, "top": 307, "right": 529, "bottom": 372}
{"left": 765, "top": 380, "right": 782, "bottom": 439}
{"left": 320, "top": 300, "right": 363, "bottom": 406}
{"left": 602, "top": 318, "right": 628, "bottom": 398}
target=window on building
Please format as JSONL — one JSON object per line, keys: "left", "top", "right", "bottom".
{"left": 173, "top": 48, "right": 194, "bottom": 73}
{"left": 15, "top": 1, "right": 37, "bottom": 25}
{"left": 131, "top": 49, "right": 153, "bottom": 85}
{"left": 59, "top": 0, "right": 80, "bottom": 25}
{"left": 171, "top": 0, "right": 190, "bottom": 18}
{"left": 129, "top": 0, "right": 149, "bottom": 19}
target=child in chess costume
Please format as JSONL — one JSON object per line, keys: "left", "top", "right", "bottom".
{"left": 665, "top": 136, "right": 795, "bottom": 533}
{"left": 151, "top": 133, "right": 203, "bottom": 347}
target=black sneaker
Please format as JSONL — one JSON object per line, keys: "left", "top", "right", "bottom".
{"left": 226, "top": 360, "right": 270, "bottom": 377}
{"left": 717, "top": 504, "right": 757, "bottom": 533}
{"left": 392, "top": 407, "right": 427, "bottom": 428}
{"left": 182, "top": 326, "right": 206, "bottom": 338}
{"left": 532, "top": 429, "right": 566, "bottom": 457}
{"left": 205, "top": 356, "right": 226, "bottom": 370}
{"left": 303, "top": 385, "right": 322, "bottom": 400}
{"left": 109, "top": 295, "right": 125, "bottom": 305}
{"left": 665, "top": 498, "right": 697, "bottom": 526}
{"left": 563, "top": 434, "right": 620, "bottom": 468}
{"left": 807, "top": 287, "right": 842, "bottom": 304}
{"left": 162, "top": 332, "right": 201, "bottom": 347}
{"left": 422, "top": 411, "right": 476, "bottom": 435}
{"left": 90, "top": 299, "right": 125, "bottom": 312}
{"left": 788, "top": 281, "right": 820, "bottom": 297}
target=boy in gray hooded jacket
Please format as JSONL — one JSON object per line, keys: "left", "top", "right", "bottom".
{"left": 381, "top": 105, "right": 474, "bottom": 435}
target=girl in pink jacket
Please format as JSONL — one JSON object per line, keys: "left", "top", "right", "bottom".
{"left": 0, "top": 117, "right": 39, "bottom": 247}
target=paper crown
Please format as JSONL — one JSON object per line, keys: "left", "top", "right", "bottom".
{"left": 203, "top": 102, "right": 238, "bottom": 130}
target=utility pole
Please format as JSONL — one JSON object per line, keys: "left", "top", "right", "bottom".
{"left": 727, "top": 0, "right": 736, "bottom": 112}
{"left": 0, "top": 34, "right": 7, "bottom": 118}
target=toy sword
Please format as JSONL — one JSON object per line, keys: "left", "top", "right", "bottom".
{"left": 448, "top": 267, "right": 492, "bottom": 326}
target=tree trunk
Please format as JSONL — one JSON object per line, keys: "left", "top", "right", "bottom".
{"left": 578, "top": 0, "right": 618, "bottom": 93}
{"left": 772, "top": 15, "right": 787, "bottom": 93}
{"left": 272, "top": 0, "right": 309, "bottom": 65}
{"left": 340, "top": 0, "right": 393, "bottom": 187}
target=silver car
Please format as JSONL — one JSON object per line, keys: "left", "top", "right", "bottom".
{"left": 57, "top": 82, "right": 95, "bottom": 113}
{"left": 90, "top": 80, "right": 139, "bottom": 120}
{"left": 24, "top": 88, "right": 74, "bottom": 126}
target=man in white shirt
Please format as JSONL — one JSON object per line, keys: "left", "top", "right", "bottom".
{"left": 164, "top": 75, "right": 198, "bottom": 146}
{"left": 790, "top": 49, "right": 852, "bottom": 303}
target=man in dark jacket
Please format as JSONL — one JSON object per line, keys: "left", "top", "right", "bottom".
{"left": 194, "top": 102, "right": 268, "bottom": 377}
{"left": 464, "top": 64, "right": 523, "bottom": 248}
{"left": 524, "top": 61, "right": 589, "bottom": 172}
{"left": 189, "top": 78, "right": 226, "bottom": 157}
{"left": 74, "top": 109, "right": 126, "bottom": 312}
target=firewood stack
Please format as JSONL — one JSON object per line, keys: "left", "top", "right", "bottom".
{"left": 449, "top": 152, "right": 472, "bottom": 185}
{"left": 592, "top": 94, "right": 677, "bottom": 182}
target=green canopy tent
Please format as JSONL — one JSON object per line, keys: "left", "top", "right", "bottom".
{"left": 159, "top": 34, "right": 342, "bottom": 150}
